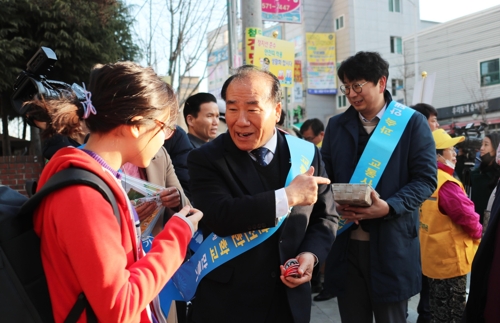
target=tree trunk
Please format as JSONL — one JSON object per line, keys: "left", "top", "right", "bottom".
{"left": 1, "top": 93, "right": 12, "bottom": 156}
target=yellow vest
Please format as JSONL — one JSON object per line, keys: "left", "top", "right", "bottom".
{"left": 420, "top": 169, "right": 480, "bottom": 279}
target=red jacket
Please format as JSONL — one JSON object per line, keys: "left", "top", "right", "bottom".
{"left": 34, "top": 147, "right": 192, "bottom": 323}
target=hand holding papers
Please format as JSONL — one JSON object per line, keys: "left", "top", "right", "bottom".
{"left": 159, "top": 187, "right": 182, "bottom": 209}
{"left": 121, "top": 174, "right": 166, "bottom": 238}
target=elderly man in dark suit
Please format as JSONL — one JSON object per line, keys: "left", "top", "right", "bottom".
{"left": 187, "top": 65, "right": 338, "bottom": 323}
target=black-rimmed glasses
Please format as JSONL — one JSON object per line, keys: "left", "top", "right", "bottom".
{"left": 339, "top": 81, "right": 368, "bottom": 95}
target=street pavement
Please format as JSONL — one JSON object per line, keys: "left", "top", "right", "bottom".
{"left": 310, "top": 292, "right": 421, "bottom": 323}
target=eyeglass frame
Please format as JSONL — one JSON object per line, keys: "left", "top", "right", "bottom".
{"left": 154, "top": 119, "right": 176, "bottom": 139}
{"left": 339, "top": 81, "right": 368, "bottom": 95}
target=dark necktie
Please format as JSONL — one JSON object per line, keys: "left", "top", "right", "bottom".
{"left": 251, "top": 147, "right": 269, "bottom": 166}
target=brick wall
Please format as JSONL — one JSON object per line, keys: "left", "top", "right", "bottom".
{"left": 0, "top": 155, "right": 44, "bottom": 196}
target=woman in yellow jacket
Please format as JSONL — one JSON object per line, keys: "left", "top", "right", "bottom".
{"left": 420, "top": 129, "right": 482, "bottom": 323}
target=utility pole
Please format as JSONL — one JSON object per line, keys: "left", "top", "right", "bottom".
{"left": 227, "top": 0, "right": 239, "bottom": 73}
{"left": 241, "top": 0, "right": 262, "bottom": 64}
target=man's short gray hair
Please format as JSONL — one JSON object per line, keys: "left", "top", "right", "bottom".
{"left": 221, "top": 65, "right": 282, "bottom": 104}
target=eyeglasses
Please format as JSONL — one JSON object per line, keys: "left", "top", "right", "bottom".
{"left": 339, "top": 81, "right": 368, "bottom": 95}
{"left": 154, "top": 119, "right": 176, "bottom": 139}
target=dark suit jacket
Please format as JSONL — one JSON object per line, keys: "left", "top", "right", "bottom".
{"left": 146, "top": 146, "right": 190, "bottom": 232}
{"left": 187, "top": 133, "right": 206, "bottom": 149}
{"left": 187, "top": 130, "right": 337, "bottom": 323}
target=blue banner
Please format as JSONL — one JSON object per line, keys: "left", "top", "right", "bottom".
{"left": 337, "top": 101, "right": 415, "bottom": 234}
{"left": 146, "top": 134, "right": 315, "bottom": 315}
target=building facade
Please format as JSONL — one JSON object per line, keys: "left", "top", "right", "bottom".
{"left": 206, "top": 0, "right": 437, "bottom": 127}
{"left": 403, "top": 5, "right": 500, "bottom": 133}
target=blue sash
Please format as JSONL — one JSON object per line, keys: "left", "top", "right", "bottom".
{"left": 144, "top": 134, "right": 316, "bottom": 315}
{"left": 337, "top": 101, "right": 415, "bottom": 235}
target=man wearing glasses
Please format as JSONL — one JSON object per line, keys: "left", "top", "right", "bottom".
{"left": 320, "top": 51, "right": 437, "bottom": 323}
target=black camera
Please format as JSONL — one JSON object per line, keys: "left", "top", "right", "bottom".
{"left": 11, "top": 47, "right": 86, "bottom": 124}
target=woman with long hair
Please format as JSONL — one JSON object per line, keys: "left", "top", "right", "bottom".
{"left": 29, "top": 61, "right": 202, "bottom": 322}
{"left": 470, "top": 133, "right": 500, "bottom": 226}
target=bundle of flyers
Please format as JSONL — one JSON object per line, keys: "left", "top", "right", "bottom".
{"left": 121, "top": 174, "right": 165, "bottom": 239}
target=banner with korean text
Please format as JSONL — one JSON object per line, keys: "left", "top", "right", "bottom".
{"left": 336, "top": 102, "right": 415, "bottom": 234}
{"left": 254, "top": 35, "right": 295, "bottom": 88}
{"left": 294, "top": 60, "right": 302, "bottom": 83}
{"left": 245, "top": 27, "right": 262, "bottom": 65}
{"left": 262, "top": 0, "right": 302, "bottom": 23}
{"left": 306, "top": 33, "right": 337, "bottom": 94}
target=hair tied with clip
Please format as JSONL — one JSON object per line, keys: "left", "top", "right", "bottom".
{"left": 81, "top": 83, "right": 96, "bottom": 119}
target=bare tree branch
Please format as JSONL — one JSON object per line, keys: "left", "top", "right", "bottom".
{"left": 133, "top": 0, "right": 227, "bottom": 105}
{"left": 462, "top": 73, "right": 491, "bottom": 129}
{"left": 175, "top": 1, "right": 227, "bottom": 103}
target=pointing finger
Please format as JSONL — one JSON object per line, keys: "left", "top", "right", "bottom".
{"left": 313, "top": 176, "right": 331, "bottom": 185}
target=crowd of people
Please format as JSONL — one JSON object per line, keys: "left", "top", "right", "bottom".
{"left": 20, "top": 50, "right": 500, "bottom": 323}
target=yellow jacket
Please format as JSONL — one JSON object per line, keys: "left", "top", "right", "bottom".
{"left": 420, "top": 169, "right": 480, "bottom": 279}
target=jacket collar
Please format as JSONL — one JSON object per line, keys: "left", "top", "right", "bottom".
{"left": 339, "top": 90, "right": 393, "bottom": 144}
{"left": 223, "top": 130, "right": 289, "bottom": 195}
{"left": 188, "top": 133, "right": 207, "bottom": 148}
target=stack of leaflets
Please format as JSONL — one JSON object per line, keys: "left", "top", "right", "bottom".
{"left": 121, "top": 174, "right": 165, "bottom": 239}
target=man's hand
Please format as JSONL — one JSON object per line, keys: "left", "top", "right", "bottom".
{"left": 280, "top": 252, "right": 315, "bottom": 288}
{"left": 284, "top": 166, "right": 331, "bottom": 207}
{"left": 339, "top": 190, "right": 390, "bottom": 224}
{"left": 135, "top": 202, "right": 157, "bottom": 222}
{"left": 159, "top": 187, "right": 181, "bottom": 209}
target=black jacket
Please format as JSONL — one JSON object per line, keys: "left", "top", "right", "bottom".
{"left": 163, "top": 126, "right": 193, "bottom": 200}
{"left": 187, "top": 130, "right": 337, "bottom": 323}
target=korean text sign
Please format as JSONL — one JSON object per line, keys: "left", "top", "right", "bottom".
{"left": 254, "top": 35, "right": 295, "bottom": 88}
{"left": 262, "top": 0, "right": 302, "bottom": 23}
{"left": 245, "top": 27, "right": 262, "bottom": 65}
{"left": 306, "top": 33, "right": 337, "bottom": 94}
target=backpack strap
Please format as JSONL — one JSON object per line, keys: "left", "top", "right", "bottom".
{"left": 21, "top": 167, "right": 121, "bottom": 323}
{"left": 64, "top": 293, "right": 97, "bottom": 323}
{"left": 19, "top": 168, "right": 120, "bottom": 228}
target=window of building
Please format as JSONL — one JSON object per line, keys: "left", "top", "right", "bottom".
{"left": 336, "top": 15, "right": 344, "bottom": 30}
{"left": 391, "top": 79, "right": 403, "bottom": 96}
{"left": 337, "top": 95, "right": 347, "bottom": 108}
{"left": 390, "top": 36, "right": 402, "bottom": 54}
{"left": 389, "top": 0, "right": 401, "bottom": 12}
{"left": 480, "top": 58, "right": 500, "bottom": 87}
